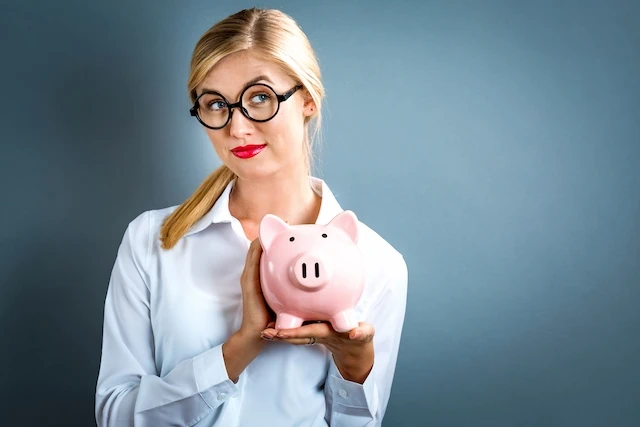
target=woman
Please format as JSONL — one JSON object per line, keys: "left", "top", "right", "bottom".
{"left": 95, "top": 7, "right": 408, "bottom": 427}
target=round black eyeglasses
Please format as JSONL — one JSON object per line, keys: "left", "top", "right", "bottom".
{"left": 190, "top": 83, "right": 303, "bottom": 130}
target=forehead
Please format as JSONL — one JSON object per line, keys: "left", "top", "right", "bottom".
{"left": 199, "top": 51, "right": 292, "bottom": 99}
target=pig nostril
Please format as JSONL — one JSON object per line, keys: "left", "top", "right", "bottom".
{"left": 302, "top": 263, "right": 307, "bottom": 279}
{"left": 315, "top": 263, "right": 319, "bottom": 278}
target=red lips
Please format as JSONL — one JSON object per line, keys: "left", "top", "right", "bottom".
{"left": 230, "top": 144, "right": 267, "bottom": 159}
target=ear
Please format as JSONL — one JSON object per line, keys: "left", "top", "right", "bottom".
{"left": 303, "top": 95, "right": 317, "bottom": 118}
{"left": 327, "top": 210, "right": 359, "bottom": 244}
{"left": 259, "top": 214, "right": 290, "bottom": 252}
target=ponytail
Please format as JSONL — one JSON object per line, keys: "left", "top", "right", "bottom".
{"left": 159, "top": 165, "right": 236, "bottom": 249}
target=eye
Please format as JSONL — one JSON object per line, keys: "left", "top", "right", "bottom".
{"left": 289, "top": 237, "right": 295, "bottom": 242}
{"left": 322, "top": 233, "right": 327, "bottom": 238}
{"left": 251, "top": 93, "right": 270, "bottom": 104}
{"left": 207, "top": 100, "right": 227, "bottom": 111}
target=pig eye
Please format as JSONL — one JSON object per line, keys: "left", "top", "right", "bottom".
{"left": 322, "top": 233, "right": 327, "bottom": 238}
{"left": 289, "top": 237, "right": 295, "bottom": 242}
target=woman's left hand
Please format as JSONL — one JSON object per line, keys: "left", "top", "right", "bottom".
{"left": 261, "top": 322, "right": 375, "bottom": 384}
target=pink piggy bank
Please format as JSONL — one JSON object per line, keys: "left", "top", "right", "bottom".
{"left": 258, "top": 210, "right": 365, "bottom": 333}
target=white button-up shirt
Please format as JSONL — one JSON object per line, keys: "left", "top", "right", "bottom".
{"left": 95, "top": 177, "right": 408, "bottom": 427}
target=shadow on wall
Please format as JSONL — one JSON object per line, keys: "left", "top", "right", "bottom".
{"left": 1, "top": 229, "right": 107, "bottom": 425}
{"left": 0, "top": 34, "right": 161, "bottom": 427}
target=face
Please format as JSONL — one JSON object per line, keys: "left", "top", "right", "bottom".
{"left": 194, "top": 51, "right": 315, "bottom": 181}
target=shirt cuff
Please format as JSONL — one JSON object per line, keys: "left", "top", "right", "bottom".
{"left": 192, "top": 344, "right": 240, "bottom": 408}
{"left": 326, "top": 356, "right": 379, "bottom": 417}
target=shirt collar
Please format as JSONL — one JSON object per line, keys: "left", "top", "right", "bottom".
{"left": 183, "top": 176, "right": 343, "bottom": 237}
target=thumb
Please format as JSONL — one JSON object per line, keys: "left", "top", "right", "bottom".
{"left": 349, "top": 323, "right": 375, "bottom": 341}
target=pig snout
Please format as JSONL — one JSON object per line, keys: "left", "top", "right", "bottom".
{"left": 290, "top": 252, "right": 332, "bottom": 290}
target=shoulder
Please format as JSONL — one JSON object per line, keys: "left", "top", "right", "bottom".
{"left": 356, "top": 219, "right": 408, "bottom": 290}
{"left": 121, "top": 205, "right": 180, "bottom": 250}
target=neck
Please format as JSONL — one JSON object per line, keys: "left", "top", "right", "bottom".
{"left": 229, "top": 167, "right": 321, "bottom": 227}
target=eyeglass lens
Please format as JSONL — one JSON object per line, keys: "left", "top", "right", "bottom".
{"left": 196, "top": 84, "right": 279, "bottom": 128}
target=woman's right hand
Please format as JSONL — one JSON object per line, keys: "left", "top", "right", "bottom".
{"left": 237, "top": 238, "right": 274, "bottom": 344}
{"left": 223, "top": 238, "right": 274, "bottom": 382}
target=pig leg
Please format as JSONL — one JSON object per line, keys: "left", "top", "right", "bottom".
{"left": 275, "top": 312, "right": 304, "bottom": 330}
{"left": 330, "top": 309, "right": 359, "bottom": 333}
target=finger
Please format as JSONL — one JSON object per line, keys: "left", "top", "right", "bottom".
{"left": 249, "top": 238, "right": 263, "bottom": 257}
{"left": 261, "top": 322, "right": 333, "bottom": 340}
{"left": 243, "top": 239, "right": 263, "bottom": 289}
{"left": 348, "top": 322, "right": 376, "bottom": 342}
{"left": 277, "top": 337, "right": 321, "bottom": 346}
{"left": 261, "top": 327, "right": 277, "bottom": 340}
{"left": 275, "top": 322, "right": 334, "bottom": 340}
{"left": 243, "top": 239, "right": 261, "bottom": 269}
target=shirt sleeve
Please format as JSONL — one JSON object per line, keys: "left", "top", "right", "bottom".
{"left": 95, "top": 212, "right": 241, "bottom": 427}
{"left": 324, "top": 253, "right": 409, "bottom": 426}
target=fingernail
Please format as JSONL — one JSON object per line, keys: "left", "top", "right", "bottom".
{"left": 352, "top": 331, "right": 361, "bottom": 340}
{"left": 260, "top": 332, "right": 273, "bottom": 340}
{"left": 276, "top": 333, "right": 288, "bottom": 338}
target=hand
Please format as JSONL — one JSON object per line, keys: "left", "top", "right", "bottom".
{"left": 223, "top": 238, "right": 275, "bottom": 383}
{"left": 261, "top": 321, "right": 375, "bottom": 384}
{"left": 237, "top": 238, "right": 275, "bottom": 345}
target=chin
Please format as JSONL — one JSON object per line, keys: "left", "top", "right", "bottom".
{"left": 224, "top": 147, "right": 305, "bottom": 181}
{"left": 229, "top": 161, "right": 280, "bottom": 182}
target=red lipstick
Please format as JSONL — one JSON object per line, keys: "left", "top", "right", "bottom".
{"left": 230, "top": 144, "right": 267, "bottom": 159}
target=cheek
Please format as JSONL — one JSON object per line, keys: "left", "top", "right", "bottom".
{"left": 205, "top": 131, "right": 227, "bottom": 155}
{"left": 268, "top": 126, "right": 304, "bottom": 153}
{"left": 268, "top": 110, "right": 306, "bottom": 145}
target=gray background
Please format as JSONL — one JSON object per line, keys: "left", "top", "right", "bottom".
{"left": 1, "top": 0, "right": 638, "bottom": 426}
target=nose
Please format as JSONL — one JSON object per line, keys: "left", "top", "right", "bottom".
{"left": 290, "top": 252, "right": 332, "bottom": 290}
{"left": 228, "top": 108, "right": 254, "bottom": 138}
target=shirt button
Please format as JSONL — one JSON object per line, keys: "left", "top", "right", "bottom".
{"left": 338, "top": 389, "right": 348, "bottom": 398}
{"left": 217, "top": 393, "right": 228, "bottom": 401}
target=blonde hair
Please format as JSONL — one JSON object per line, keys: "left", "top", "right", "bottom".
{"left": 160, "top": 8, "right": 325, "bottom": 249}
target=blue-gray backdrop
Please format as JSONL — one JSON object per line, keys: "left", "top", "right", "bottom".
{"left": 0, "top": 0, "right": 638, "bottom": 426}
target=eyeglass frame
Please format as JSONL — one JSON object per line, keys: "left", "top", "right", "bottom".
{"left": 189, "top": 83, "right": 303, "bottom": 130}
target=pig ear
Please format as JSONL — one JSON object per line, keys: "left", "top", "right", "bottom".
{"left": 259, "top": 214, "right": 289, "bottom": 251}
{"left": 327, "top": 210, "right": 359, "bottom": 244}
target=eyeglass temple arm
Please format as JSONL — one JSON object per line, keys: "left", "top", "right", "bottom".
{"left": 277, "top": 85, "right": 303, "bottom": 102}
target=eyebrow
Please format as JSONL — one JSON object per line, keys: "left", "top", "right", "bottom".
{"left": 199, "top": 75, "right": 274, "bottom": 98}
